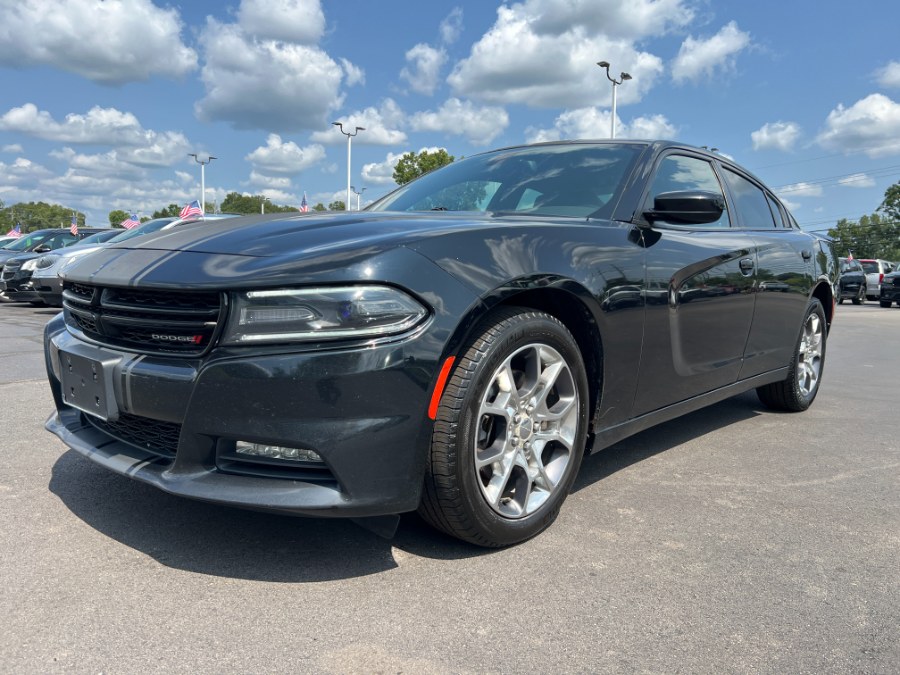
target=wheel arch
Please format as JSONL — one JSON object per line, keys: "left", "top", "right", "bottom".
{"left": 811, "top": 278, "right": 835, "bottom": 330}
{"left": 443, "top": 277, "right": 605, "bottom": 441}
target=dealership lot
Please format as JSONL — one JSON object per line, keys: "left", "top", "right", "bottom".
{"left": 1, "top": 301, "right": 897, "bottom": 673}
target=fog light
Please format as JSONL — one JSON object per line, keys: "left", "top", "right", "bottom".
{"left": 235, "top": 441, "right": 323, "bottom": 463}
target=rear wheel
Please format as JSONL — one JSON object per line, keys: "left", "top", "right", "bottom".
{"left": 757, "top": 299, "right": 826, "bottom": 412}
{"left": 880, "top": 299, "right": 892, "bottom": 308}
{"left": 852, "top": 285, "right": 865, "bottom": 304}
{"left": 419, "top": 308, "right": 588, "bottom": 547}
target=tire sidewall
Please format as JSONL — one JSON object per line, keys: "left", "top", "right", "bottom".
{"left": 453, "top": 312, "right": 588, "bottom": 546}
{"left": 788, "top": 299, "right": 827, "bottom": 411}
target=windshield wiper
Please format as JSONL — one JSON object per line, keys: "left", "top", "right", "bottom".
{"left": 431, "top": 206, "right": 448, "bottom": 211}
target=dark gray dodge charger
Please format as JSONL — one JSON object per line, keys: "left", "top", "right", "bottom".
{"left": 44, "top": 141, "right": 838, "bottom": 546}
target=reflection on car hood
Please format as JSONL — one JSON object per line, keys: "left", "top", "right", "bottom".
{"left": 105, "top": 211, "right": 540, "bottom": 257}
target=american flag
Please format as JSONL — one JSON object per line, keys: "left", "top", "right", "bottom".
{"left": 300, "top": 192, "right": 309, "bottom": 213}
{"left": 120, "top": 213, "right": 140, "bottom": 229}
{"left": 6, "top": 223, "right": 22, "bottom": 238}
{"left": 179, "top": 200, "right": 203, "bottom": 220}
{"left": 847, "top": 252, "right": 854, "bottom": 261}
{"left": 70, "top": 214, "right": 78, "bottom": 236}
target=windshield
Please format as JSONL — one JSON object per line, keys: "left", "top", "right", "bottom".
{"left": 4, "top": 231, "right": 53, "bottom": 251}
{"left": 76, "top": 230, "right": 120, "bottom": 246}
{"left": 107, "top": 217, "right": 176, "bottom": 243}
{"left": 369, "top": 143, "right": 644, "bottom": 219}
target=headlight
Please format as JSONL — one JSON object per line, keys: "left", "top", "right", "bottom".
{"left": 21, "top": 258, "right": 39, "bottom": 271}
{"left": 35, "top": 255, "right": 59, "bottom": 270}
{"left": 222, "top": 285, "right": 428, "bottom": 344}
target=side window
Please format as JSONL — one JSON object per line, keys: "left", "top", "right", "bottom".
{"left": 646, "top": 155, "right": 730, "bottom": 228}
{"left": 722, "top": 168, "right": 777, "bottom": 229}
{"left": 765, "top": 193, "right": 787, "bottom": 228}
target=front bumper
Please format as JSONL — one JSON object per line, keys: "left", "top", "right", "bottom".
{"left": 32, "top": 273, "right": 63, "bottom": 306}
{"left": 44, "top": 312, "right": 450, "bottom": 518}
{"left": 880, "top": 282, "right": 900, "bottom": 303}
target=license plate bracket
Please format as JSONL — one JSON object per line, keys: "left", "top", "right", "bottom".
{"left": 58, "top": 349, "right": 119, "bottom": 421}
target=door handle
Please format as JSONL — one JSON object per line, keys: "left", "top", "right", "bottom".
{"left": 801, "top": 249, "right": 812, "bottom": 260}
{"left": 739, "top": 258, "right": 754, "bottom": 275}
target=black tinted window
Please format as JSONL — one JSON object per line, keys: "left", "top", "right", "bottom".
{"left": 722, "top": 168, "right": 776, "bottom": 229}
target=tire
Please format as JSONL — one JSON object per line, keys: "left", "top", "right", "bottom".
{"left": 419, "top": 307, "right": 589, "bottom": 547}
{"left": 756, "top": 298, "right": 826, "bottom": 412}
{"left": 852, "top": 286, "right": 865, "bottom": 305}
{"left": 838, "top": 297, "right": 844, "bottom": 305}
{"left": 880, "top": 299, "right": 891, "bottom": 308}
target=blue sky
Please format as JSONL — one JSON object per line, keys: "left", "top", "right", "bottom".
{"left": 1, "top": 0, "right": 899, "bottom": 235}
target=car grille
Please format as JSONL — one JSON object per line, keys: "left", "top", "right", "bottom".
{"left": 1, "top": 261, "right": 19, "bottom": 281}
{"left": 85, "top": 412, "right": 181, "bottom": 458}
{"left": 62, "top": 283, "right": 224, "bottom": 355}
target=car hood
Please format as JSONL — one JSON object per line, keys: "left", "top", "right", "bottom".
{"left": 61, "top": 211, "right": 549, "bottom": 289}
{"left": 103, "top": 211, "right": 515, "bottom": 257}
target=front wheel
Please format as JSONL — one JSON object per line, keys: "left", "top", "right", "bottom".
{"left": 757, "top": 298, "right": 826, "bottom": 412}
{"left": 419, "top": 308, "right": 589, "bottom": 547}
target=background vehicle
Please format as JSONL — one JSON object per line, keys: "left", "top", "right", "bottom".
{"left": 879, "top": 267, "right": 900, "bottom": 307}
{"left": 0, "top": 228, "right": 106, "bottom": 302}
{"left": 859, "top": 258, "right": 895, "bottom": 300}
{"left": 0, "top": 228, "right": 99, "bottom": 268}
{"left": 0, "top": 236, "right": 19, "bottom": 249}
{"left": 43, "top": 141, "right": 837, "bottom": 547}
{"left": 837, "top": 257, "right": 866, "bottom": 304}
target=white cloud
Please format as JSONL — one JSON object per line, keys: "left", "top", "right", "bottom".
{"left": 246, "top": 171, "right": 294, "bottom": 190}
{"left": 837, "top": 173, "right": 876, "bottom": 188}
{"left": 777, "top": 182, "right": 823, "bottom": 198}
{"left": 440, "top": 8, "right": 465, "bottom": 44}
{"left": 245, "top": 134, "right": 326, "bottom": 173}
{"left": 816, "top": 94, "right": 900, "bottom": 157}
{"left": 0, "top": 104, "right": 191, "bottom": 166}
{"left": 409, "top": 98, "right": 508, "bottom": 145}
{"left": 401, "top": 44, "right": 448, "bottom": 95}
{"left": 751, "top": 121, "right": 801, "bottom": 151}
{"left": 447, "top": 2, "right": 676, "bottom": 108}
{"left": 0, "top": 0, "right": 196, "bottom": 85}
{"left": 2, "top": 144, "right": 23, "bottom": 153}
{"left": 310, "top": 99, "right": 407, "bottom": 145}
{"left": 672, "top": 21, "right": 751, "bottom": 84}
{"left": 195, "top": 19, "right": 346, "bottom": 132}
{"left": 340, "top": 58, "right": 366, "bottom": 87}
{"left": 526, "top": 107, "right": 676, "bottom": 143}
{"left": 0, "top": 157, "right": 53, "bottom": 186}
{"left": 876, "top": 61, "right": 900, "bottom": 89}
{"left": 237, "top": 0, "right": 325, "bottom": 44}
{"left": 361, "top": 152, "right": 407, "bottom": 185}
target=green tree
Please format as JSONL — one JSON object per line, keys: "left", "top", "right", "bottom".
{"left": 828, "top": 181, "right": 900, "bottom": 260}
{"left": 392, "top": 148, "right": 455, "bottom": 185}
{"left": 313, "top": 203, "right": 327, "bottom": 212}
{"left": 153, "top": 204, "right": 183, "bottom": 218}
{"left": 220, "top": 192, "right": 300, "bottom": 215}
{"left": 0, "top": 202, "right": 84, "bottom": 233}
{"left": 328, "top": 200, "right": 346, "bottom": 211}
{"left": 108, "top": 210, "right": 129, "bottom": 227}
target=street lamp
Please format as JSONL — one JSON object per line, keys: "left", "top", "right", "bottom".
{"left": 333, "top": 121, "right": 365, "bottom": 211}
{"left": 596, "top": 61, "right": 631, "bottom": 139}
{"left": 350, "top": 185, "right": 367, "bottom": 211}
{"left": 261, "top": 196, "right": 270, "bottom": 214}
{"left": 188, "top": 153, "right": 217, "bottom": 211}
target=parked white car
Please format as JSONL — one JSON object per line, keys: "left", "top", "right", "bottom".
{"left": 859, "top": 259, "right": 895, "bottom": 300}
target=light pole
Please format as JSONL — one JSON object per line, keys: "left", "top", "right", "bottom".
{"left": 261, "top": 196, "right": 270, "bottom": 214}
{"left": 596, "top": 61, "right": 631, "bottom": 139}
{"left": 332, "top": 122, "right": 364, "bottom": 211}
{"left": 350, "top": 185, "right": 367, "bottom": 211}
{"left": 188, "top": 153, "right": 217, "bottom": 211}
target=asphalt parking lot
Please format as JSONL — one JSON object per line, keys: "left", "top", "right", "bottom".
{"left": 0, "top": 300, "right": 897, "bottom": 673}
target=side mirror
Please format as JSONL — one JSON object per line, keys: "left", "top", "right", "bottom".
{"left": 643, "top": 190, "right": 725, "bottom": 226}
{"left": 33, "top": 245, "right": 51, "bottom": 253}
